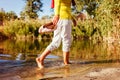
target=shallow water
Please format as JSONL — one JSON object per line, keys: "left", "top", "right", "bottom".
{"left": 0, "top": 39, "right": 120, "bottom": 80}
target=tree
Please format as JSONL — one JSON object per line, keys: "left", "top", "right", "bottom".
{"left": 0, "top": 9, "right": 17, "bottom": 23}
{"left": 22, "top": 0, "right": 43, "bottom": 19}
{"left": 5, "top": 11, "right": 18, "bottom": 21}
{"left": 0, "top": 12, "right": 5, "bottom": 25}
{"left": 0, "top": 8, "right": 5, "bottom": 24}
{"left": 75, "top": 0, "right": 100, "bottom": 16}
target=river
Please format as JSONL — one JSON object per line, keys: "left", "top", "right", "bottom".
{"left": 0, "top": 39, "right": 120, "bottom": 80}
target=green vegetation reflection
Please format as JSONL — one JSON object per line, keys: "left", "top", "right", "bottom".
{"left": 0, "top": 39, "right": 120, "bottom": 62}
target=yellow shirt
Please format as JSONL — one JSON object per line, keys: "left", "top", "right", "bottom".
{"left": 54, "top": 0, "right": 71, "bottom": 19}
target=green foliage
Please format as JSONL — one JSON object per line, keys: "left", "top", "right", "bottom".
{"left": 22, "top": 0, "right": 43, "bottom": 19}
{"left": 75, "top": 0, "right": 100, "bottom": 15}
{"left": 3, "top": 19, "right": 41, "bottom": 39}
{"left": 73, "top": 0, "right": 120, "bottom": 41}
{"left": 72, "top": 20, "right": 102, "bottom": 40}
{"left": 95, "top": 0, "right": 115, "bottom": 37}
{"left": 0, "top": 10, "right": 18, "bottom": 21}
{"left": 1, "top": 0, "right": 119, "bottom": 41}
{"left": 5, "top": 11, "right": 18, "bottom": 20}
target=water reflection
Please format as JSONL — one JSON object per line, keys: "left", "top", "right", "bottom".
{"left": 0, "top": 39, "right": 120, "bottom": 61}
{"left": 0, "top": 39, "right": 50, "bottom": 60}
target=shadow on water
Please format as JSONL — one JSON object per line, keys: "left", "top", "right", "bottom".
{"left": 0, "top": 39, "right": 120, "bottom": 79}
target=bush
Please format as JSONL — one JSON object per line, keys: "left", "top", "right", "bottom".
{"left": 72, "top": 0, "right": 119, "bottom": 41}
{"left": 3, "top": 19, "right": 41, "bottom": 39}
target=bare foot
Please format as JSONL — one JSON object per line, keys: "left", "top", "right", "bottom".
{"left": 36, "top": 57, "right": 44, "bottom": 69}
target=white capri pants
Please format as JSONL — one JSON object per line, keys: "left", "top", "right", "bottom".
{"left": 46, "top": 19, "right": 72, "bottom": 52}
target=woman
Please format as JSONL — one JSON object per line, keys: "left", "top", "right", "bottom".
{"left": 36, "top": 0, "right": 73, "bottom": 69}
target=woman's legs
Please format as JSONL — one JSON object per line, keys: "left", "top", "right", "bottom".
{"left": 36, "top": 20, "right": 62, "bottom": 68}
{"left": 36, "top": 20, "right": 72, "bottom": 68}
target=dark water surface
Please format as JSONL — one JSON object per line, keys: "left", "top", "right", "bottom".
{"left": 0, "top": 39, "right": 120, "bottom": 80}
